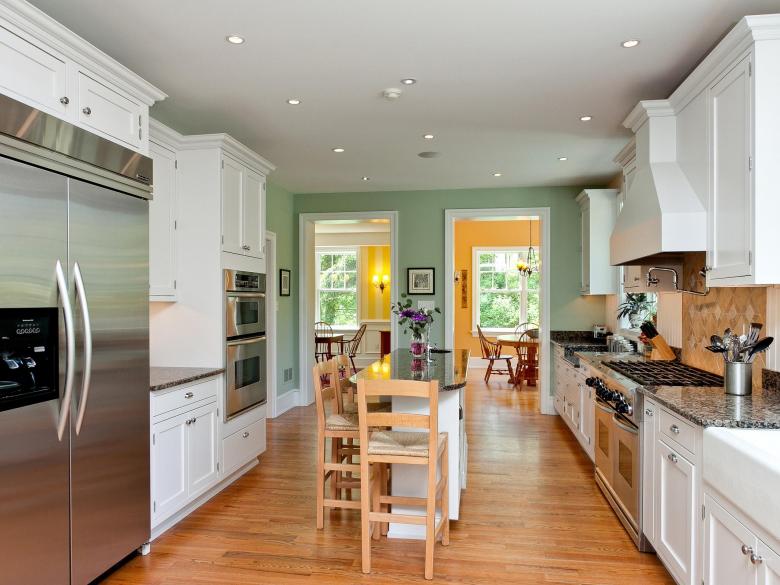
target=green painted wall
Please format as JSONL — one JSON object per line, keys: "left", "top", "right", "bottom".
{"left": 266, "top": 182, "right": 299, "bottom": 395}
{"left": 293, "top": 187, "right": 606, "bottom": 347}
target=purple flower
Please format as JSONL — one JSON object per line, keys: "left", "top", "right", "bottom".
{"left": 400, "top": 309, "right": 416, "bottom": 318}
{"left": 412, "top": 312, "right": 428, "bottom": 322}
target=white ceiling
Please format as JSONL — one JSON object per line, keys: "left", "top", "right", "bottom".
{"left": 29, "top": 0, "right": 780, "bottom": 193}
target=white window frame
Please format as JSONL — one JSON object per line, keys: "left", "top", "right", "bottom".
{"left": 315, "top": 246, "right": 360, "bottom": 329}
{"left": 471, "top": 246, "right": 537, "bottom": 335}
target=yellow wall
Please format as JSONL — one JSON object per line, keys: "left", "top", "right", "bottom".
{"left": 454, "top": 219, "right": 540, "bottom": 354}
{"left": 361, "top": 245, "right": 391, "bottom": 320}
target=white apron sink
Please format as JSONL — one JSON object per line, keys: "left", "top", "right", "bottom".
{"left": 704, "top": 427, "right": 780, "bottom": 541}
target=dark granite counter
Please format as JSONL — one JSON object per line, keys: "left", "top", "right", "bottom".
{"left": 350, "top": 349, "right": 469, "bottom": 391}
{"left": 640, "top": 385, "right": 780, "bottom": 429}
{"left": 150, "top": 367, "right": 225, "bottom": 392}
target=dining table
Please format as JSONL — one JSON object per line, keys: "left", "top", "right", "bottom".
{"left": 314, "top": 333, "right": 344, "bottom": 360}
{"left": 350, "top": 349, "right": 469, "bottom": 538}
{"left": 496, "top": 334, "right": 539, "bottom": 387}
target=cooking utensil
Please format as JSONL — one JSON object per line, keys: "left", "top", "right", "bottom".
{"left": 705, "top": 345, "right": 727, "bottom": 354}
{"left": 710, "top": 335, "right": 724, "bottom": 349}
{"left": 747, "top": 336, "right": 773, "bottom": 362}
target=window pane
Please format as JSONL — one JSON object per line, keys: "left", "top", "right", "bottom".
{"left": 479, "top": 253, "right": 494, "bottom": 267}
{"left": 479, "top": 272, "right": 492, "bottom": 289}
{"left": 479, "top": 292, "right": 520, "bottom": 328}
{"left": 493, "top": 272, "right": 506, "bottom": 289}
{"left": 319, "top": 292, "right": 357, "bottom": 326}
{"left": 344, "top": 253, "right": 357, "bottom": 270}
{"left": 346, "top": 272, "right": 356, "bottom": 288}
{"left": 507, "top": 271, "right": 520, "bottom": 289}
{"left": 320, "top": 254, "right": 332, "bottom": 270}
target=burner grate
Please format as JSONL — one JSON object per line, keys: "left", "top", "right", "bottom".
{"left": 604, "top": 360, "right": 723, "bottom": 387}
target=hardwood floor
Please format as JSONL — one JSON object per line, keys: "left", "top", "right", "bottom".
{"left": 103, "top": 370, "right": 674, "bottom": 584}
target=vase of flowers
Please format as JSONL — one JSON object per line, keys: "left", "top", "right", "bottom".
{"left": 392, "top": 295, "right": 440, "bottom": 358}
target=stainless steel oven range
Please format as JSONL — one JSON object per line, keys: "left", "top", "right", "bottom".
{"left": 224, "top": 269, "right": 267, "bottom": 420}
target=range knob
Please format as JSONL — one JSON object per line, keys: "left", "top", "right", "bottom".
{"left": 616, "top": 402, "right": 634, "bottom": 416}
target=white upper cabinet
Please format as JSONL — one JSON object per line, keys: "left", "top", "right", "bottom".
{"left": 576, "top": 189, "right": 618, "bottom": 295}
{"left": 242, "top": 169, "right": 265, "bottom": 259}
{"left": 221, "top": 155, "right": 245, "bottom": 256}
{"left": 0, "top": 1, "right": 165, "bottom": 152}
{"left": 149, "top": 133, "right": 178, "bottom": 301}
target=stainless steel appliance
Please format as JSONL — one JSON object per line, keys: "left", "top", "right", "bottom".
{"left": 0, "top": 94, "right": 151, "bottom": 584}
{"left": 225, "top": 270, "right": 266, "bottom": 419}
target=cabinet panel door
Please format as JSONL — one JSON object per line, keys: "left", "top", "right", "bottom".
{"left": 152, "top": 413, "right": 188, "bottom": 524}
{"left": 149, "top": 141, "right": 177, "bottom": 299}
{"left": 187, "top": 402, "right": 220, "bottom": 499}
{"left": 580, "top": 203, "right": 590, "bottom": 292}
{"left": 77, "top": 72, "right": 143, "bottom": 149}
{"left": 704, "top": 495, "right": 757, "bottom": 585}
{"left": 0, "top": 25, "right": 68, "bottom": 116}
{"left": 221, "top": 156, "right": 244, "bottom": 255}
{"left": 759, "top": 541, "right": 780, "bottom": 585}
{"left": 641, "top": 401, "right": 657, "bottom": 546}
{"left": 656, "top": 440, "right": 695, "bottom": 585}
{"left": 708, "top": 55, "right": 752, "bottom": 280}
{"left": 242, "top": 169, "right": 264, "bottom": 258}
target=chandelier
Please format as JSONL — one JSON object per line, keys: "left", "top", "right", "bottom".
{"left": 516, "top": 219, "right": 539, "bottom": 276}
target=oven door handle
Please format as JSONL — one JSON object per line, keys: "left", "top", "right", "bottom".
{"left": 227, "top": 335, "right": 267, "bottom": 347}
{"left": 595, "top": 400, "right": 615, "bottom": 414}
{"left": 226, "top": 292, "right": 266, "bottom": 299}
{"left": 612, "top": 414, "right": 639, "bottom": 435}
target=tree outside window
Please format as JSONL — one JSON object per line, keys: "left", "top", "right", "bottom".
{"left": 317, "top": 249, "right": 358, "bottom": 326}
{"left": 474, "top": 248, "right": 540, "bottom": 331}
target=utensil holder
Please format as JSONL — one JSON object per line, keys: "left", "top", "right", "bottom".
{"left": 724, "top": 361, "right": 753, "bottom": 396}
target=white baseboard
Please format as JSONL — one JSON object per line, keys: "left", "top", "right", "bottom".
{"left": 275, "top": 388, "right": 300, "bottom": 417}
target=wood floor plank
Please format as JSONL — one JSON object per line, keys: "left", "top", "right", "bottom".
{"left": 101, "top": 370, "right": 674, "bottom": 584}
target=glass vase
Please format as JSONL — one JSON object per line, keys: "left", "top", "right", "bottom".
{"left": 410, "top": 331, "right": 426, "bottom": 358}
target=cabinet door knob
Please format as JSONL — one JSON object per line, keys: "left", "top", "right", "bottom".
{"left": 667, "top": 453, "right": 678, "bottom": 463}
{"left": 60, "top": 96, "right": 69, "bottom": 105}
{"left": 670, "top": 424, "right": 680, "bottom": 434}
{"left": 750, "top": 553, "right": 763, "bottom": 565}
{"left": 242, "top": 431, "right": 250, "bottom": 438}
{"left": 184, "top": 392, "right": 194, "bottom": 399}
{"left": 645, "top": 408, "right": 653, "bottom": 416}
{"left": 82, "top": 106, "right": 92, "bottom": 115}
{"left": 185, "top": 418, "right": 192, "bottom": 425}
{"left": 242, "top": 244, "right": 251, "bottom": 251}
{"left": 742, "top": 544, "right": 754, "bottom": 556}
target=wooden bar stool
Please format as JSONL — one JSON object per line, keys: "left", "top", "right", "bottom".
{"left": 356, "top": 377, "right": 449, "bottom": 580}
{"left": 335, "top": 353, "right": 391, "bottom": 415}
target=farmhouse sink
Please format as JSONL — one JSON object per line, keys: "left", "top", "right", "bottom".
{"left": 704, "top": 427, "right": 780, "bottom": 541}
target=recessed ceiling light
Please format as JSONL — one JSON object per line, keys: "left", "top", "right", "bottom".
{"left": 286, "top": 98, "right": 302, "bottom": 105}
{"left": 423, "top": 133, "right": 435, "bottom": 140}
{"left": 226, "top": 35, "right": 245, "bottom": 44}
{"left": 362, "top": 176, "right": 370, "bottom": 181}
{"left": 418, "top": 151, "right": 441, "bottom": 159}
{"left": 558, "top": 156, "right": 568, "bottom": 161}
{"left": 580, "top": 115, "right": 593, "bottom": 121}
{"left": 621, "top": 39, "right": 640, "bottom": 48}
{"left": 332, "top": 147, "right": 345, "bottom": 153}
{"left": 493, "top": 172, "right": 502, "bottom": 177}
{"left": 401, "top": 78, "right": 417, "bottom": 85}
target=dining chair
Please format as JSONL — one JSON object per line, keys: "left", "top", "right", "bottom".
{"left": 356, "top": 377, "right": 449, "bottom": 580}
{"left": 513, "top": 340, "right": 539, "bottom": 387}
{"left": 341, "top": 323, "right": 367, "bottom": 374}
{"left": 513, "top": 322, "right": 539, "bottom": 337}
{"left": 477, "top": 325, "right": 515, "bottom": 384}
{"left": 314, "top": 321, "right": 335, "bottom": 363}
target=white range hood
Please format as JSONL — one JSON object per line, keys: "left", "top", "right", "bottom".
{"left": 610, "top": 100, "right": 706, "bottom": 266}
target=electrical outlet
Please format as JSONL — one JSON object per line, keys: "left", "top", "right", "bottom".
{"left": 418, "top": 300, "right": 435, "bottom": 312}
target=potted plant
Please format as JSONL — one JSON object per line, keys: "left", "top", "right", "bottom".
{"left": 392, "top": 294, "right": 440, "bottom": 358}
{"left": 617, "top": 292, "right": 656, "bottom": 329}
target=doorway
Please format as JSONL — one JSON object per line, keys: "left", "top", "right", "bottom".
{"left": 444, "top": 208, "right": 552, "bottom": 414}
{"left": 298, "top": 211, "right": 399, "bottom": 406}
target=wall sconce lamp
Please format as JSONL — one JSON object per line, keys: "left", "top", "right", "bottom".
{"left": 372, "top": 274, "right": 390, "bottom": 293}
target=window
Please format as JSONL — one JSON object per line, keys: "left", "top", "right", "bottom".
{"left": 473, "top": 248, "right": 540, "bottom": 331}
{"left": 316, "top": 249, "right": 358, "bottom": 327}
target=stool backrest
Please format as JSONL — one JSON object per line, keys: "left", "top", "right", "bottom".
{"left": 334, "top": 353, "right": 355, "bottom": 405}
{"left": 312, "top": 358, "right": 343, "bottom": 424}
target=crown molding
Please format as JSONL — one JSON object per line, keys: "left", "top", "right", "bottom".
{"left": 0, "top": 0, "right": 167, "bottom": 105}
{"left": 622, "top": 100, "right": 675, "bottom": 133}
{"left": 613, "top": 137, "right": 636, "bottom": 168}
{"left": 149, "top": 118, "right": 185, "bottom": 148}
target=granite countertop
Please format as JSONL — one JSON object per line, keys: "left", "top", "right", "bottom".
{"left": 150, "top": 367, "right": 225, "bottom": 392}
{"left": 640, "top": 385, "right": 780, "bottom": 429}
{"left": 350, "top": 349, "right": 469, "bottom": 391}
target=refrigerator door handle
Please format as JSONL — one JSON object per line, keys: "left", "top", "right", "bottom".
{"left": 73, "top": 261, "right": 92, "bottom": 435}
{"left": 55, "top": 259, "right": 76, "bottom": 441}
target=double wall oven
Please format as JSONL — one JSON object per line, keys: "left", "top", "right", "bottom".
{"left": 224, "top": 270, "right": 267, "bottom": 420}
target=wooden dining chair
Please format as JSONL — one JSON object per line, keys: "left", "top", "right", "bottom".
{"left": 357, "top": 377, "right": 449, "bottom": 580}
{"left": 477, "top": 325, "right": 515, "bottom": 384}
{"left": 513, "top": 340, "right": 539, "bottom": 387}
{"left": 314, "top": 321, "right": 335, "bottom": 363}
{"left": 341, "top": 323, "right": 367, "bottom": 374}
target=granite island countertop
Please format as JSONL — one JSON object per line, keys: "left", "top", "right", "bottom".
{"left": 150, "top": 367, "right": 225, "bottom": 392}
{"left": 573, "top": 350, "right": 780, "bottom": 429}
{"left": 350, "top": 349, "right": 469, "bottom": 391}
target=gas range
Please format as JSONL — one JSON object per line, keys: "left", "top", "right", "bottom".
{"left": 603, "top": 359, "right": 723, "bottom": 387}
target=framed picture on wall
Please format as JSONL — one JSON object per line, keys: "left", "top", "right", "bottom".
{"left": 407, "top": 267, "right": 435, "bottom": 295}
{"left": 279, "top": 269, "right": 291, "bottom": 297}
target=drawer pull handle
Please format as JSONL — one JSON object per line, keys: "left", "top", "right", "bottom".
{"left": 242, "top": 431, "right": 250, "bottom": 438}
{"left": 742, "top": 544, "right": 754, "bottom": 556}
{"left": 667, "top": 453, "right": 678, "bottom": 463}
{"left": 670, "top": 424, "right": 680, "bottom": 434}
{"left": 82, "top": 106, "right": 91, "bottom": 115}
{"left": 185, "top": 392, "right": 194, "bottom": 399}
{"left": 750, "top": 553, "right": 763, "bottom": 565}
{"left": 185, "top": 418, "right": 194, "bottom": 425}
{"left": 645, "top": 408, "right": 653, "bottom": 417}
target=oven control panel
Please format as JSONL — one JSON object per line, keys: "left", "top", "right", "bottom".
{"left": 586, "top": 377, "right": 633, "bottom": 416}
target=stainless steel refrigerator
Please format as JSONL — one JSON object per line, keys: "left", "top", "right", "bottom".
{"left": 0, "top": 94, "right": 152, "bottom": 584}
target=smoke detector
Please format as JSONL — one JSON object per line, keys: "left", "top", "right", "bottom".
{"left": 382, "top": 87, "right": 403, "bottom": 100}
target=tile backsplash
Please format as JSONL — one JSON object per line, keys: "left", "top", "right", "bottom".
{"left": 681, "top": 253, "right": 767, "bottom": 386}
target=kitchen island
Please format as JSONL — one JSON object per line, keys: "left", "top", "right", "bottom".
{"left": 351, "top": 349, "right": 469, "bottom": 539}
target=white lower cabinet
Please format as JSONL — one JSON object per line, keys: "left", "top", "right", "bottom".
{"left": 656, "top": 439, "right": 696, "bottom": 585}
{"left": 223, "top": 417, "right": 266, "bottom": 477}
{"left": 150, "top": 411, "right": 188, "bottom": 522}
{"left": 704, "top": 492, "right": 780, "bottom": 585}
{"left": 552, "top": 345, "right": 594, "bottom": 462}
{"left": 186, "top": 402, "right": 220, "bottom": 499}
